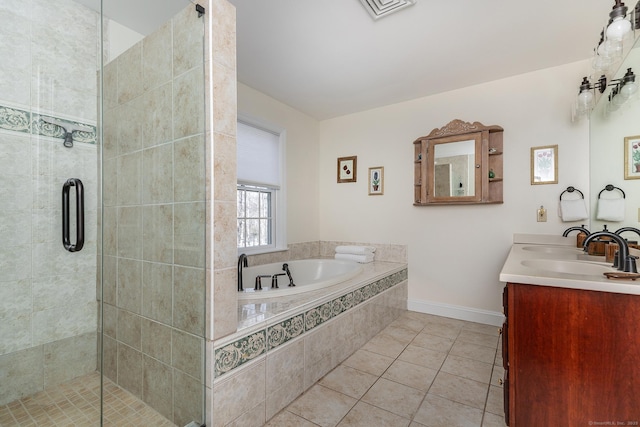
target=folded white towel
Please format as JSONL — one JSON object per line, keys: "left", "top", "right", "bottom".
{"left": 597, "top": 198, "right": 625, "bottom": 222}
{"left": 558, "top": 199, "right": 589, "bottom": 222}
{"left": 335, "top": 253, "right": 374, "bottom": 263}
{"left": 335, "top": 245, "right": 376, "bottom": 255}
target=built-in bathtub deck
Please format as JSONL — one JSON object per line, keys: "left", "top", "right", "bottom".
{"left": 213, "top": 261, "right": 407, "bottom": 380}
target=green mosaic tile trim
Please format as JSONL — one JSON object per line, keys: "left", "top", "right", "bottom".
{"left": 214, "top": 268, "right": 408, "bottom": 378}
{"left": 266, "top": 314, "right": 304, "bottom": 350}
{"left": 0, "top": 104, "right": 96, "bottom": 144}
{"left": 214, "top": 330, "right": 266, "bottom": 377}
{"left": 0, "top": 106, "right": 30, "bottom": 133}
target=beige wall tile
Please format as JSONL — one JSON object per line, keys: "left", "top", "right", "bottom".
{"left": 212, "top": 267, "right": 237, "bottom": 340}
{"left": 172, "top": 5, "right": 204, "bottom": 77}
{"left": 175, "top": 202, "right": 205, "bottom": 268}
{"left": 213, "top": 201, "right": 236, "bottom": 269}
{"left": 102, "top": 335, "right": 117, "bottom": 381}
{"left": 142, "top": 355, "right": 173, "bottom": 421}
{"left": 142, "top": 204, "right": 174, "bottom": 263}
{"left": 212, "top": 132, "right": 236, "bottom": 203}
{"left": 117, "top": 258, "right": 142, "bottom": 314}
{"left": 142, "top": 20, "right": 172, "bottom": 91}
{"left": 174, "top": 266, "right": 205, "bottom": 335}
{"left": 142, "top": 144, "right": 173, "bottom": 204}
{"left": 117, "top": 343, "right": 143, "bottom": 398}
{"left": 172, "top": 330, "right": 203, "bottom": 380}
{"left": 212, "top": 61, "right": 236, "bottom": 136}
{"left": 102, "top": 303, "right": 117, "bottom": 339}
{"left": 173, "top": 368, "right": 205, "bottom": 427}
{"left": 141, "top": 262, "right": 173, "bottom": 324}
{"left": 0, "top": 346, "right": 44, "bottom": 406}
{"left": 117, "top": 41, "right": 143, "bottom": 104}
{"left": 174, "top": 135, "right": 206, "bottom": 203}
{"left": 141, "top": 318, "right": 172, "bottom": 364}
{"left": 211, "top": 0, "right": 236, "bottom": 71}
{"left": 173, "top": 66, "right": 205, "bottom": 140}
{"left": 117, "top": 309, "right": 142, "bottom": 350}
{"left": 43, "top": 332, "right": 96, "bottom": 388}
{"left": 116, "top": 97, "right": 144, "bottom": 155}
{"left": 213, "top": 361, "right": 265, "bottom": 427}
{"left": 142, "top": 82, "right": 173, "bottom": 148}
{"left": 116, "top": 154, "right": 142, "bottom": 206}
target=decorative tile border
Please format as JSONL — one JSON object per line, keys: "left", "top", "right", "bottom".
{"left": 213, "top": 267, "right": 408, "bottom": 378}
{"left": 0, "top": 104, "right": 96, "bottom": 144}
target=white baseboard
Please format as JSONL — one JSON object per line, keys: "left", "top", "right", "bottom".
{"left": 408, "top": 298, "right": 504, "bottom": 327}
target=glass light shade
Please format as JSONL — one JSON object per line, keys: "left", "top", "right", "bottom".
{"left": 621, "top": 82, "right": 638, "bottom": 98}
{"left": 592, "top": 54, "right": 613, "bottom": 72}
{"left": 613, "top": 92, "right": 626, "bottom": 106}
{"left": 578, "top": 89, "right": 594, "bottom": 108}
{"left": 598, "top": 38, "right": 623, "bottom": 58}
{"left": 606, "top": 16, "right": 632, "bottom": 41}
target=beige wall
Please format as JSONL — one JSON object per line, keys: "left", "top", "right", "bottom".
{"left": 238, "top": 83, "right": 321, "bottom": 244}
{"left": 239, "top": 60, "right": 591, "bottom": 324}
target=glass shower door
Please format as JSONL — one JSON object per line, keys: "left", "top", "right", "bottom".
{"left": 0, "top": 0, "right": 206, "bottom": 425}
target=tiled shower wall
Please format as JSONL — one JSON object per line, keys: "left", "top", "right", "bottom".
{"left": 0, "top": 0, "right": 99, "bottom": 406}
{"left": 100, "top": 5, "right": 207, "bottom": 426}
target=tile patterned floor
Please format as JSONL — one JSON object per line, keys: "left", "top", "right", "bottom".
{"left": 0, "top": 372, "right": 175, "bottom": 427}
{"left": 266, "top": 311, "right": 506, "bottom": 427}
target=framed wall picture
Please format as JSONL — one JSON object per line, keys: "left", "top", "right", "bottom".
{"left": 368, "top": 166, "right": 384, "bottom": 195}
{"left": 623, "top": 135, "right": 640, "bottom": 180}
{"left": 337, "top": 156, "right": 357, "bottom": 183}
{"left": 531, "top": 145, "right": 558, "bottom": 185}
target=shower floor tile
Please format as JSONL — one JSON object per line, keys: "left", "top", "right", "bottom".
{"left": 0, "top": 372, "right": 175, "bottom": 426}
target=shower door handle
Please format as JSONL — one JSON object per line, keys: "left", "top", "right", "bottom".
{"left": 62, "top": 178, "right": 84, "bottom": 252}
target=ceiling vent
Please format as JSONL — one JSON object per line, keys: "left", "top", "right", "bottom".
{"left": 358, "top": 0, "right": 416, "bottom": 20}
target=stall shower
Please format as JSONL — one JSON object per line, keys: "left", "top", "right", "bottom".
{"left": 0, "top": 0, "right": 209, "bottom": 425}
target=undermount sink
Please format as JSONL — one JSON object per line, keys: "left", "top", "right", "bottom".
{"left": 520, "top": 259, "right": 614, "bottom": 276}
{"left": 521, "top": 245, "right": 583, "bottom": 254}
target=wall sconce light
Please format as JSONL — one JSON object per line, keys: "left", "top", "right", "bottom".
{"left": 607, "top": 0, "right": 633, "bottom": 41}
{"left": 608, "top": 67, "right": 638, "bottom": 110}
{"left": 574, "top": 75, "right": 607, "bottom": 116}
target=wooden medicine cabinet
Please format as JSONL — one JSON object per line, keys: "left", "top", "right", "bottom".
{"left": 413, "top": 119, "right": 503, "bottom": 205}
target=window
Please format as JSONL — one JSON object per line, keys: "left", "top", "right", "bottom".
{"left": 236, "top": 119, "right": 286, "bottom": 253}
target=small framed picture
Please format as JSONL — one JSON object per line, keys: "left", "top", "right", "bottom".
{"left": 530, "top": 145, "right": 558, "bottom": 185}
{"left": 623, "top": 135, "right": 640, "bottom": 180}
{"left": 368, "top": 166, "right": 384, "bottom": 195}
{"left": 337, "top": 156, "right": 357, "bottom": 183}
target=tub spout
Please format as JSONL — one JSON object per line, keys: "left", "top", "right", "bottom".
{"left": 282, "top": 263, "right": 295, "bottom": 287}
{"left": 238, "top": 253, "right": 248, "bottom": 291}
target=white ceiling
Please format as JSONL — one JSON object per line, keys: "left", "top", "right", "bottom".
{"left": 78, "top": 0, "right": 616, "bottom": 120}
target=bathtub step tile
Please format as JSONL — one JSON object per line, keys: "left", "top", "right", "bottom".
{"left": 286, "top": 384, "right": 357, "bottom": 427}
{"left": 319, "top": 365, "right": 378, "bottom": 399}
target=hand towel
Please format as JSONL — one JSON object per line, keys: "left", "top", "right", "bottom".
{"left": 335, "top": 253, "right": 374, "bottom": 263}
{"left": 335, "top": 245, "right": 376, "bottom": 255}
{"left": 558, "top": 199, "right": 589, "bottom": 222}
{"left": 596, "top": 198, "right": 625, "bottom": 221}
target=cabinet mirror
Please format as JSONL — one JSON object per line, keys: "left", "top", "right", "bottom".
{"left": 413, "top": 119, "right": 503, "bottom": 206}
{"left": 431, "top": 136, "right": 481, "bottom": 201}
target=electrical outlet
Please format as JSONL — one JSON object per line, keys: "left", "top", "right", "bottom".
{"left": 537, "top": 206, "right": 547, "bottom": 222}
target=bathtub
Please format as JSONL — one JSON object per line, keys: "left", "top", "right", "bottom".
{"left": 239, "top": 258, "right": 364, "bottom": 299}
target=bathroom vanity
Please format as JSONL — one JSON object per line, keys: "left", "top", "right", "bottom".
{"left": 500, "top": 235, "right": 640, "bottom": 426}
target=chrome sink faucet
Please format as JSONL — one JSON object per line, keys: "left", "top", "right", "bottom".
{"left": 583, "top": 232, "right": 636, "bottom": 272}
{"left": 238, "top": 253, "right": 248, "bottom": 291}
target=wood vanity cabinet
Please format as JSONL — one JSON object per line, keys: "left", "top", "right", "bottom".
{"left": 413, "top": 119, "right": 503, "bottom": 205}
{"left": 503, "top": 283, "right": 640, "bottom": 426}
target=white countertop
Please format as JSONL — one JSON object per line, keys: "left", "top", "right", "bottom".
{"left": 500, "top": 234, "right": 640, "bottom": 295}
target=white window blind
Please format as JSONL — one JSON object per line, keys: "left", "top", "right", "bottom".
{"left": 237, "top": 121, "right": 280, "bottom": 188}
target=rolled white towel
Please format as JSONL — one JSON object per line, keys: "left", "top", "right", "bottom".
{"left": 335, "top": 245, "right": 376, "bottom": 255}
{"left": 596, "top": 198, "right": 625, "bottom": 222}
{"left": 335, "top": 253, "right": 374, "bottom": 263}
{"left": 558, "top": 199, "right": 588, "bottom": 222}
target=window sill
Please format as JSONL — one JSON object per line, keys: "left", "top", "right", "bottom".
{"left": 237, "top": 246, "right": 288, "bottom": 257}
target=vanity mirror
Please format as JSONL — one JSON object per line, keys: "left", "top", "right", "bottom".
{"left": 590, "top": 37, "right": 640, "bottom": 230}
{"left": 413, "top": 119, "right": 503, "bottom": 205}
